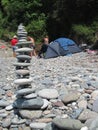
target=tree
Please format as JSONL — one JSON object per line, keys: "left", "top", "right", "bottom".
{"left": 0, "top": 0, "right": 47, "bottom": 41}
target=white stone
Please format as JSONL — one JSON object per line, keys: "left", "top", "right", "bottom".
{"left": 16, "top": 69, "right": 30, "bottom": 75}
{"left": 38, "top": 89, "right": 59, "bottom": 99}
{"left": 14, "top": 78, "right": 32, "bottom": 85}
{"left": 80, "top": 126, "right": 88, "bottom": 130}
{"left": 41, "top": 99, "right": 50, "bottom": 109}
{"left": 5, "top": 104, "right": 13, "bottom": 111}
{"left": 13, "top": 62, "right": 30, "bottom": 67}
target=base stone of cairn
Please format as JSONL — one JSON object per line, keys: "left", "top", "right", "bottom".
{"left": 13, "top": 23, "right": 44, "bottom": 109}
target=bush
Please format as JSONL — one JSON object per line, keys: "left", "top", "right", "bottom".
{"left": 72, "top": 24, "right": 95, "bottom": 44}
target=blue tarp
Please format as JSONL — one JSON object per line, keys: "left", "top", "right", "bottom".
{"left": 54, "top": 37, "right": 75, "bottom": 50}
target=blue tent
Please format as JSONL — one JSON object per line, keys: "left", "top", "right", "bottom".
{"left": 54, "top": 38, "right": 75, "bottom": 50}
{"left": 45, "top": 37, "right": 81, "bottom": 59}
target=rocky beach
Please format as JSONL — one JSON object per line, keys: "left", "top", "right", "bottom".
{"left": 0, "top": 48, "right": 98, "bottom": 130}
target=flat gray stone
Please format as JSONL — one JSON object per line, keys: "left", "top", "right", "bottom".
{"left": 16, "top": 41, "right": 32, "bottom": 46}
{"left": 13, "top": 62, "right": 30, "bottom": 67}
{"left": 53, "top": 117, "right": 84, "bottom": 130}
{"left": 16, "top": 55, "right": 31, "bottom": 60}
{"left": 19, "top": 110, "right": 42, "bottom": 119}
{"left": 14, "top": 78, "right": 32, "bottom": 85}
{"left": 38, "top": 89, "right": 59, "bottom": 99}
{"left": 15, "top": 47, "right": 32, "bottom": 53}
{"left": 16, "top": 88, "right": 35, "bottom": 96}
{"left": 15, "top": 69, "right": 30, "bottom": 76}
{"left": 13, "top": 97, "right": 44, "bottom": 109}
{"left": 30, "top": 122, "right": 47, "bottom": 129}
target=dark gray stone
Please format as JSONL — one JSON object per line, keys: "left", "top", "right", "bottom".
{"left": 13, "top": 97, "right": 44, "bottom": 109}
{"left": 16, "top": 88, "right": 35, "bottom": 96}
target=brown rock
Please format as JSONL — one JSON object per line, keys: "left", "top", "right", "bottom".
{"left": 61, "top": 91, "right": 81, "bottom": 104}
{"left": 52, "top": 101, "right": 65, "bottom": 107}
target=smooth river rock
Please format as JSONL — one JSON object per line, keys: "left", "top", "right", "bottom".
{"left": 61, "top": 91, "right": 81, "bottom": 104}
{"left": 16, "top": 88, "right": 35, "bottom": 96}
{"left": 38, "top": 89, "right": 59, "bottom": 99}
{"left": 15, "top": 47, "right": 32, "bottom": 53}
{"left": 0, "top": 100, "right": 10, "bottom": 107}
{"left": 89, "top": 117, "right": 98, "bottom": 130}
{"left": 78, "top": 109, "right": 98, "bottom": 122}
{"left": 14, "top": 78, "right": 32, "bottom": 85}
{"left": 13, "top": 62, "right": 31, "bottom": 67}
{"left": 19, "top": 110, "right": 42, "bottom": 119}
{"left": 13, "top": 97, "right": 44, "bottom": 109}
{"left": 16, "top": 55, "right": 31, "bottom": 60}
{"left": 52, "top": 117, "right": 84, "bottom": 130}
{"left": 15, "top": 69, "right": 30, "bottom": 76}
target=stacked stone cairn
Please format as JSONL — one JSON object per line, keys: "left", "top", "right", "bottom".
{"left": 13, "top": 24, "right": 44, "bottom": 129}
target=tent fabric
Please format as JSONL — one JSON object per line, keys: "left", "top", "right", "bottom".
{"left": 45, "top": 42, "right": 67, "bottom": 59}
{"left": 45, "top": 37, "right": 81, "bottom": 59}
{"left": 54, "top": 37, "right": 75, "bottom": 50}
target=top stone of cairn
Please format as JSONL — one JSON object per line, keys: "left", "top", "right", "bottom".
{"left": 17, "top": 23, "right": 27, "bottom": 42}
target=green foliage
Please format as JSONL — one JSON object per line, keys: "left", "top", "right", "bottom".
{"left": 0, "top": 0, "right": 98, "bottom": 45}
{"left": 72, "top": 20, "right": 98, "bottom": 43}
{"left": 0, "top": 0, "right": 47, "bottom": 42}
{"left": 26, "top": 13, "right": 47, "bottom": 41}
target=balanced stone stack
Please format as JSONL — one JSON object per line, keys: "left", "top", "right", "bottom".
{"left": 13, "top": 24, "right": 44, "bottom": 110}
